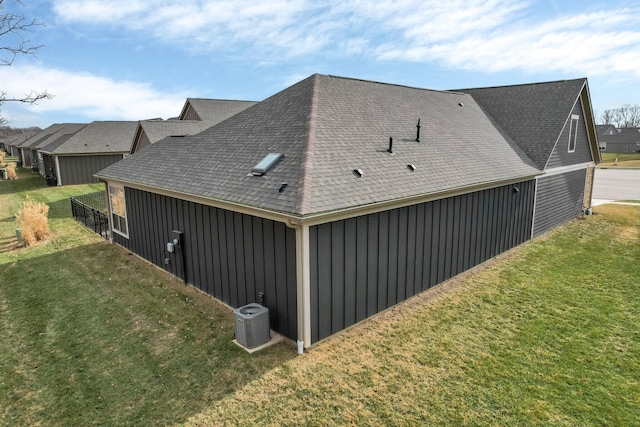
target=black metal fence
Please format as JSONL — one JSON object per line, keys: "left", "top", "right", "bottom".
{"left": 70, "top": 192, "right": 109, "bottom": 239}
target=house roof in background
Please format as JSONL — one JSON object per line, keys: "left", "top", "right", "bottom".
{"left": 3, "top": 131, "right": 38, "bottom": 147}
{"left": 41, "top": 121, "right": 138, "bottom": 155}
{"left": 131, "top": 99, "right": 259, "bottom": 153}
{"left": 178, "top": 98, "right": 257, "bottom": 121}
{"left": 457, "top": 78, "right": 588, "bottom": 169}
{"left": 596, "top": 126, "right": 640, "bottom": 143}
{"left": 97, "top": 74, "right": 542, "bottom": 217}
{"left": 18, "top": 124, "right": 67, "bottom": 149}
{"left": 23, "top": 124, "right": 88, "bottom": 150}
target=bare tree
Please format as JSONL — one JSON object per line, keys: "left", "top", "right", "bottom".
{"left": 1, "top": 0, "right": 52, "bottom": 123}
{"left": 599, "top": 109, "right": 615, "bottom": 126}
{"left": 599, "top": 104, "right": 640, "bottom": 128}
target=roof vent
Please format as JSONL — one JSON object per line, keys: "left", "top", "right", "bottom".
{"left": 416, "top": 119, "right": 421, "bottom": 142}
{"left": 278, "top": 182, "right": 288, "bottom": 193}
{"left": 387, "top": 137, "right": 393, "bottom": 154}
{"left": 353, "top": 169, "right": 363, "bottom": 177}
{"left": 252, "top": 153, "right": 284, "bottom": 176}
{"left": 458, "top": 102, "right": 464, "bottom": 107}
{"left": 407, "top": 164, "right": 416, "bottom": 172}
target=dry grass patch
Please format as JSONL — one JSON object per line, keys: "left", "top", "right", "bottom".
{"left": 14, "top": 198, "right": 50, "bottom": 246}
{"left": 5, "top": 162, "right": 18, "bottom": 180}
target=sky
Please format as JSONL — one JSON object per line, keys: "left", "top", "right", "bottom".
{"left": 1, "top": 0, "right": 640, "bottom": 129}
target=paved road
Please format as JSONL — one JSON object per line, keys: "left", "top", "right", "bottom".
{"left": 593, "top": 168, "right": 640, "bottom": 201}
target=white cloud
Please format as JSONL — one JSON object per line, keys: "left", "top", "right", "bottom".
{"left": 0, "top": 65, "right": 186, "bottom": 121}
{"left": 50, "top": 0, "right": 640, "bottom": 78}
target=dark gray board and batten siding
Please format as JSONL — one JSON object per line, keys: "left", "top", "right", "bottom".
{"left": 112, "top": 187, "right": 298, "bottom": 340}
{"left": 309, "top": 179, "right": 536, "bottom": 344}
{"left": 59, "top": 155, "right": 125, "bottom": 185}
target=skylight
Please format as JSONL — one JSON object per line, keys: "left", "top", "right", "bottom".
{"left": 252, "top": 153, "right": 284, "bottom": 176}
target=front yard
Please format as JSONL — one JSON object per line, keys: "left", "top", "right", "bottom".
{"left": 1, "top": 167, "right": 639, "bottom": 426}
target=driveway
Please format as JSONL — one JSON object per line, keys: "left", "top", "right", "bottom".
{"left": 592, "top": 168, "right": 640, "bottom": 205}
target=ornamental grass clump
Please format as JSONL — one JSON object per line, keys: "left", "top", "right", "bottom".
{"left": 6, "top": 162, "right": 18, "bottom": 180}
{"left": 15, "top": 198, "right": 50, "bottom": 246}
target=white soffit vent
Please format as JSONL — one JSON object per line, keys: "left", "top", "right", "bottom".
{"left": 252, "top": 153, "right": 284, "bottom": 176}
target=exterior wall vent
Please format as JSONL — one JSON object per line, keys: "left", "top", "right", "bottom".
{"left": 252, "top": 153, "right": 284, "bottom": 176}
{"left": 234, "top": 303, "right": 270, "bottom": 349}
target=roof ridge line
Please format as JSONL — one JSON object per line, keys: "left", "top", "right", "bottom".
{"left": 296, "top": 74, "right": 320, "bottom": 215}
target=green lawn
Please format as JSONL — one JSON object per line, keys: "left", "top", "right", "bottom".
{"left": 2, "top": 168, "right": 639, "bottom": 426}
{"left": 600, "top": 152, "right": 640, "bottom": 167}
{"left": 0, "top": 169, "right": 294, "bottom": 426}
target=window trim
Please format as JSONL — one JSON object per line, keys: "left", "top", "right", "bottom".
{"left": 568, "top": 115, "right": 579, "bottom": 153}
{"left": 108, "top": 183, "right": 129, "bottom": 238}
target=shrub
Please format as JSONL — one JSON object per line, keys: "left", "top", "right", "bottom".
{"left": 6, "top": 162, "right": 18, "bottom": 180}
{"left": 15, "top": 198, "right": 50, "bottom": 246}
{"left": 0, "top": 150, "right": 5, "bottom": 164}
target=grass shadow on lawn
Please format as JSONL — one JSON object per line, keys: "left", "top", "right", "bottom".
{"left": 0, "top": 240, "right": 296, "bottom": 426}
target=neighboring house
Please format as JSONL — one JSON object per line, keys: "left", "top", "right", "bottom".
{"left": 131, "top": 99, "right": 257, "bottom": 153}
{"left": 11, "top": 124, "right": 84, "bottom": 171}
{"left": 38, "top": 121, "right": 137, "bottom": 185}
{"left": 2, "top": 131, "right": 38, "bottom": 161}
{"left": 597, "top": 126, "right": 640, "bottom": 153}
{"left": 96, "top": 74, "right": 599, "bottom": 352}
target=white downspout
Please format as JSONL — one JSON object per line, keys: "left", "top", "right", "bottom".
{"left": 295, "top": 224, "right": 311, "bottom": 354}
{"left": 54, "top": 156, "right": 62, "bottom": 186}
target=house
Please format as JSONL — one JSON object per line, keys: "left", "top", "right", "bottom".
{"left": 96, "top": 74, "right": 599, "bottom": 352}
{"left": 13, "top": 124, "right": 86, "bottom": 171}
{"left": 2, "top": 131, "right": 38, "bottom": 161}
{"left": 131, "top": 99, "right": 257, "bottom": 153}
{"left": 38, "top": 121, "right": 137, "bottom": 185}
{"left": 596, "top": 126, "right": 640, "bottom": 153}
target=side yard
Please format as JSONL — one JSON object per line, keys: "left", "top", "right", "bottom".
{"left": 185, "top": 204, "right": 640, "bottom": 426}
{"left": 0, "top": 168, "right": 294, "bottom": 426}
{"left": 1, "top": 167, "right": 639, "bottom": 426}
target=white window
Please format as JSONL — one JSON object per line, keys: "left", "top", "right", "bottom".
{"left": 568, "top": 115, "right": 579, "bottom": 153}
{"left": 109, "top": 184, "right": 128, "bottom": 237}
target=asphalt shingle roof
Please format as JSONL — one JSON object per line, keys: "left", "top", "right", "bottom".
{"left": 41, "top": 121, "right": 137, "bottom": 154}
{"left": 25, "top": 124, "right": 88, "bottom": 150}
{"left": 457, "top": 78, "right": 587, "bottom": 169}
{"left": 97, "top": 74, "right": 541, "bottom": 217}
{"left": 179, "top": 99, "right": 257, "bottom": 121}
{"left": 599, "top": 127, "right": 640, "bottom": 143}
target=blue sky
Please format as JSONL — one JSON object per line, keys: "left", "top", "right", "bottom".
{"left": 2, "top": 0, "right": 640, "bottom": 128}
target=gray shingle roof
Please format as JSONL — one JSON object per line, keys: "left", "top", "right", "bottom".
{"left": 25, "top": 124, "right": 88, "bottom": 150}
{"left": 179, "top": 99, "right": 257, "bottom": 121}
{"left": 457, "top": 78, "right": 587, "bottom": 169}
{"left": 97, "top": 74, "right": 541, "bottom": 217}
{"left": 132, "top": 99, "right": 258, "bottom": 153}
{"left": 41, "top": 121, "right": 137, "bottom": 155}
{"left": 599, "top": 127, "right": 640, "bottom": 143}
{"left": 3, "top": 131, "right": 37, "bottom": 148}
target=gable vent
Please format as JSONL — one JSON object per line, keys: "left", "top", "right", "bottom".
{"left": 252, "top": 153, "right": 284, "bottom": 176}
